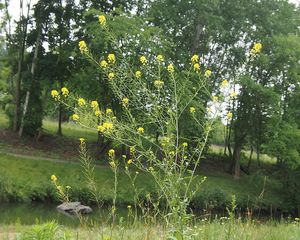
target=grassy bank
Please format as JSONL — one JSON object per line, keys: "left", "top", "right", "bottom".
{"left": 0, "top": 152, "right": 285, "bottom": 212}
{"left": 0, "top": 111, "right": 288, "bottom": 212}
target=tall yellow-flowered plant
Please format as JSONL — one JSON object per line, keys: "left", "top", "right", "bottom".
{"left": 50, "top": 14, "right": 237, "bottom": 237}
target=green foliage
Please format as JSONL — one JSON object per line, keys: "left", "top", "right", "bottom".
{"left": 19, "top": 221, "right": 70, "bottom": 240}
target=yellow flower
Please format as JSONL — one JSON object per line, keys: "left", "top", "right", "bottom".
{"left": 137, "top": 127, "right": 144, "bottom": 134}
{"left": 221, "top": 79, "right": 229, "bottom": 88}
{"left": 108, "top": 53, "right": 116, "bottom": 64}
{"left": 78, "top": 98, "right": 86, "bottom": 106}
{"left": 127, "top": 159, "right": 133, "bottom": 165}
{"left": 156, "top": 54, "right": 164, "bottom": 62}
{"left": 140, "top": 56, "right": 147, "bottom": 65}
{"left": 191, "top": 54, "right": 199, "bottom": 63}
{"left": 169, "top": 151, "right": 175, "bottom": 157}
{"left": 78, "top": 40, "right": 88, "bottom": 53}
{"left": 97, "top": 125, "right": 105, "bottom": 133}
{"left": 95, "top": 110, "right": 101, "bottom": 117}
{"left": 66, "top": 186, "right": 71, "bottom": 190}
{"left": 193, "top": 63, "right": 200, "bottom": 72}
{"left": 108, "top": 72, "right": 115, "bottom": 80}
{"left": 103, "top": 122, "right": 114, "bottom": 131}
{"left": 91, "top": 101, "right": 98, "bottom": 109}
{"left": 61, "top": 87, "right": 69, "bottom": 97}
{"left": 100, "top": 60, "right": 108, "bottom": 68}
{"left": 108, "top": 149, "right": 115, "bottom": 157}
{"left": 51, "top": 90, "right": 59, "bottom": 99}
{"left": 130, "top": 147, "right": 136, "bottom": 155}
{"left": 204, "top": 69, "right": 212, "bottom": 78}
{"left": 135, "top": 70, "right": 142, "bottom": 78}
{"left": 98, "top": 15, "right": 106, "bottom": 26}
{"left": 212, "top": 96, "right": 219, "bottom": 102}
{"left": 167, "top": 64, "right": 174, "bottom": 73}
{"left": 230, "top": 91, "right": 238, "bottom": 98}
{"left": 251, "top": 43, "right": 262, "bottom": 54}
{"left": 227, "top": 112, "right": 233, "bottom": 120}
{"left": 110, "top": 161, "right": 116, "bottom": 168}
{"left": 160, "top": 136, "right": 170, "bottom": 146}
{"left": 149, "top": 167, "right": 154, "bottom": 171}
{"left": 106, "top": 108, "right": 113, "bottom": 114}
{"left": 154, "top": 80, "right": 164, "bottom": 89}
{"left": 122, "top": 98, "right": 129, "bottom": 106}
{"left": 51, "top": 174, "right": 57, "bottom": 182}
{"left": 182, "top": 142, "right": 188, "bottom": 147}
{"left": 190, "top": 107, "right": 196, "bottom": 114}
{"left": 79, "top": 138, "right": 85, "bottom": 144}
{"left": 127, "top": 205, "right": 132, "bottom": 209}
{"left": 72, "top": 114, "right": 79, "bottom": 121}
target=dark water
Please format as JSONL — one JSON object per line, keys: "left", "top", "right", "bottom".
{"left": 0, "top": 203, "right": 130, "bottom": 227}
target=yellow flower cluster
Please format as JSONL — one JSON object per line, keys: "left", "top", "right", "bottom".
{"left": 108, "top": 149, "right": 115, "bottom": 157}
{"left": 108, "top": 53, "right": 116, "bottom": 64}
{"left": 137, "top": 127, "right": 144, "bottom": 134}
{"left": 167, "top": 64, "right": 174, "bottom": 73}
{"left": 51, "top": 174, "right": 57, "bottom": 182}
{"left": 130, "top": 147, "right": 136, "bottom": 155}
{"left": 190, "top": 107, "right": 196, "bottom": 114}
{"left": 160, "top": 136, "right": 170, "bottom": 146}
{"left": 100, "top": 60, "right": 108, "bottom": 68}
{"left": 204, "top": 69, "right": 212, "bottom": 78}
{"left": 251, "top": 43, "right": 262, "bottom": 54}
{"left": 230, "top": 91, "right": 238, "bottom": 98}
{"left": 169, "top": 151, "right": 175, "bottom": 157}
{"left": 72, "top": 114, "right": 79, "bottom": 121}
{"left": 91, "top": 101, "right": 98, "bottom": 109}
{"left": 227, "top": 112, "right": 233, "bottom": 120}
{"left": 61, "top": 87, "right": 69, "bottom": 97}
{"left": 98, "top": 15, "right": 106, "bottom": 26}
{"left": 212, "top": 96, "right": 218, "bottom": 102}
{"left": 127, "top": 159, "right": 133, "bottom": 165}
{"left": 108, "top": 72, "right": 115, "bottom": 80}
{"left": 156, "top": 54, "right": 164, "bottom": 62}
{"left": 78, "top": 98, "right": 86, "bottom": 106}
{"left": 182, "top": 142, "right": 188, "bottom": 147}
{"left": 140, "top": 56, "right": 147, "bottom": 65}
{"left": 51, "top": 90, "right": 59, "bottom": 99}
{"left": 78, "top": 40, "right": 88, "bottom": 53}
{"left": 95, "top": 110, "right": 101, "bottom": 117}
{"left": 122, "top": 98, "right": 129, "bottom": 106}
{"left": 191, "top": 54, "right": 199, "bottom": 63}
{"left": 221, "top": 79, "right": 229, "bottom": 88}
{"left": 98, "top": 122, "right": 114, "bottom": 133}
{"left": 154, "top": 80, "right": 164, "bottom": 89}
{"left": 79, "top": 137, "right": 85, "bottom": 144}
{"left": 106, "top": 108, "right": 113, "bottom": 114}
{"left": 135, "top": 71, "right": 142, "bottom": 78}
{"left": 193, "top": 63, "right": 200, "bottom": 72}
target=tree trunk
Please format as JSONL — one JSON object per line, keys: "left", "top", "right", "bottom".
{"left": 13, "top": 0, "right": 31, "bottom": 132}
{"left": 233, "top": 143, "right": 242, "bottom": 180}
{"left": 57, "top": 103, "right": 63, "bottom": 135}
{"left": 247, "top": 145, "right": 254, "bottom": 172}
{"left": 18, "top": 19, "right": 41, "bottom": 137}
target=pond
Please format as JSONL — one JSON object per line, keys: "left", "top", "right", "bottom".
{"left": 0, "top": 203, "right": 131, "bottom": 227}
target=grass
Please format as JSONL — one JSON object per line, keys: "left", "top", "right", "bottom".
{"left": 1, "top": 220, "right": 300, "bottom": 240}
{"left": 43, "top": 118, "right": 98, "bottom": 142}
{"left": 0, "top": 110, "right": 286, "bottom": 210}
{"left": 209, "top": 144, "right": 277, "bottom": 166}
{"left": 0, "top": 151, "right": 285, "bottom": 211}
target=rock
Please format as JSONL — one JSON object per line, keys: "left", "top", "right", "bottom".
{"left": 57, "top": 202, "right": 93, "bottom": 215}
